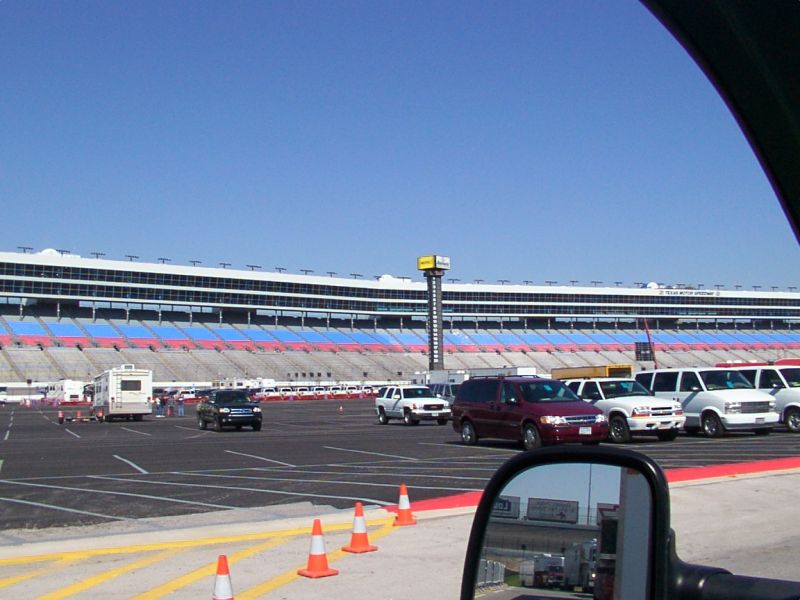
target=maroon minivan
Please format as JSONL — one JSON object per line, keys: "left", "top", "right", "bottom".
{"left": 451, "top": 376, "right": 608, "bottom": 450}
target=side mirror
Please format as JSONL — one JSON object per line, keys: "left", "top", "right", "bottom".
{"left": 461, "top": 447, "right": 671, "bottom": 599}
{"left": 461, "top": 446, "right": 800, "bottom": 599}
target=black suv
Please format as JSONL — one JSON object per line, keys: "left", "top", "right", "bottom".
{"left": 197, "top": 389, "right": 262, "bottom": 432}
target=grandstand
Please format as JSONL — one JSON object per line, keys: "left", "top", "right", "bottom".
{"left": 0, "top": 249, "right": 798, "bottom": 385}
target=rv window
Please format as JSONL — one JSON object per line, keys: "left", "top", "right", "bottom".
{"left": 120, "top": 380, "right": 142, "bottom": 391}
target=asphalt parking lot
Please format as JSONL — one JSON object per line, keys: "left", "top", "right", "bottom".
{"left": 1, "top": 399, "right": 799, "bottom": 531}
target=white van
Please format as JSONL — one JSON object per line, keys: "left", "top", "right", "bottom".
{"left": 635, "top": 368, "right": 778, "bottom": 437}
{"left": 725, "top": 365, "right": 800, "bottom": 433}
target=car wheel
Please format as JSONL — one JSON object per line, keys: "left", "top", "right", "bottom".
{"left": 378, "top": 407, "right": 389, "bottom": 424}
{"left": 460, "top": 420, "right": 477, "bottom": 445}
{"left": 403, "top": 411, "right": 417, "bottom": 426}
{"left": 701, "top": 412, "right": 723, "bottom": 438}
{"left": 437, "top": 418, "right": 448, "bottom": 425}
{"left": 608, "top": 415, "right": 631, "bottom": 444}
{"left": 252, "top": 421, "right": 262, "bottom": 431}
{"left": 522, "top": 423, "right": 541, "bottom": 451}
{"left": 214, "top": 418, "right": 223, "bottom": 432}
{"left": 785, "top": 407, "right": 800, "bottom": 433}
{"left": 656, "top": 429, "right": 679, "bottom": 442}
{"left": 198, "top": 416, "right": 207, "bottom": 430}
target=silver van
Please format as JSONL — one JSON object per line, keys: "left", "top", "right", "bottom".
{"left": 635, "top": 368, "right": 778, "bottom": 437}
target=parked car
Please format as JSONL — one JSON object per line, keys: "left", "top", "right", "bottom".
{"left": 451, "top": 376, "right": 608, "bottom": 450}
{"left": 374, "top": 385, "right": 451, "bottom": 425}
{"left": 726, "top": 365, "right": 800, "bottom": 433}
{"left": 428, "top": 382, "right": 461, "bottom": 407}
{"left": 196, "top": 389, "right": 262, "bottom": 432}
{"left": 635, "top": 368, "right": 778, "bottom": 437}
{"left": 564, "top": 377, "right": 685, "bottom": 443}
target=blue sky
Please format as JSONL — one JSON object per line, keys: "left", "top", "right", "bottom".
{"left": 2, "top": 1, "right": 798, "bottom": 289}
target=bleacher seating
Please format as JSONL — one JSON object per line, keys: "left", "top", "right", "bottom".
{"left": 116, "top": 323, "right": 159, "bottom": 348}
{"left": 42, "top": 320, "right": 89, "bottom": 348}
{"left": 80, "top": 320, "right": 126, "bottom": 348}
{"left": 5, "top": 319, "right": 53, "bottom": 347}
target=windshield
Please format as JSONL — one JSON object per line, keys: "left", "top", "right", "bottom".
{"left": 403, "top": 387, "right": 435, "bottom": 399}
{"left": 699, "top": 370, "right": 754, "bottom": 391}
{"left": 519, "top": 381, "right": 580, "bottom": 403}
{"left": 780, "top": 368, "right": 800, "bottom": 387}
{"left": 215, "top": 392, "right": 252, "bottom": 404}
{"left": 599, "top": 380, "right": 652, "bottom": 398}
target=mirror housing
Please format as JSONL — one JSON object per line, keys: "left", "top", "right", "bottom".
{"left": 460, "top": 446, "right": 672, "bottom": 599}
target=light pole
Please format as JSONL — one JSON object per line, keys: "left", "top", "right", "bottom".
{"left": 219, "top": 262, "right": 231, "bottom": 269}
{"left": 275, "top": 267, "right": 286, "bottom": 273}
{"left": 189, "top": 260, "right": 202, "bottom": 267}
{"left": 591, "top": 280, "right": 602, "bottom": 287}
{"left": 125, "top": 255, "right": 139, "bottom": 262}
{"left": 300, "top": 269, "right": 314, "bottom": 275}
{"left": 158, "top": 257, "right": 171, "bottom": 264}
{"left": 90, "top": 252, "right": 105, "bottom": 259}
{"left": 546, "top": 280, "right": 557, "bottom": 286}
{"left": 246, "top": 264, "right": 261, "bottom": 271}
{"left": 17, "top": 246, "right": 33, "bottom": 254}
{"left": 327, "top": 271, "right": 337, "bottom": 277}
{"left": 350, "top": 273, "right": 362, "bottom": 279}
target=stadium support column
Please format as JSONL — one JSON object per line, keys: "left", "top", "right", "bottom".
{"left": 417, "top": 255, "right": 451, "bottom": 371}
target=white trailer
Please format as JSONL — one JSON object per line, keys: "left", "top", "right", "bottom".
{"left": 93, "top": 364, "right": 153, "bottom": 421}
{"left": 45, "top": 379, "right": 87, "bottom": 405}
{"left": 564, "top": 540, "right": 597, "bottom": 591}
{"left": 520, "top": 555, "right": 564, "bottom": 588}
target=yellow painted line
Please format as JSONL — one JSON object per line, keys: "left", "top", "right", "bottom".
{"left": 0, "top": 557, "right": 79, "bottom": 590}
{"left": 0, "top": 521, "right": 358, "bottom": 566}
{"left": 37, "top": 548, "right": 180, "bottom": 600}
{"left": 238, "top": 519, "right": 396, "bottom": 600}
{"left": 131, "top": 536, "right": 291, "bottom": 600}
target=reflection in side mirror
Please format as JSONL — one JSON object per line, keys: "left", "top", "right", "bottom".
{"left": 473, "top": 463, "right": 652, "bottom": 599}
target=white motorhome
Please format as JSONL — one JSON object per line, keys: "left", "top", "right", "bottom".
{"left": 45, "top": 379, "right": 86, "bottom": 405}
{"left": 725, "top": 364, "right": 800, "bottom": 433}
{"left": 93, "top": 364, "right": 153, "bottom": 421}
{"left": 635, "top": 368, "right": 779, "bottom": 437}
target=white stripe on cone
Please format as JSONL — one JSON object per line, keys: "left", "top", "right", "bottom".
{"left": 398, "top": 493, "right": 411, "bottom": 509}
{"left": 309, "top": 533, "right": 326, "bottom": 555}
{"left": 212, "top": 574, "right": 234, "bottom": 600}
{"left": 352, "top": 514, "right": 367, "bottom": 534}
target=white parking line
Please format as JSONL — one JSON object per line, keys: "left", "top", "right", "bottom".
{"left": 92, "top": 475, "right": 393, "bottom": 506}
{"left": 0, "top": 496, "right": 134, "bottom": 521}
{"left": 0, "top": 479, "right": 238, "bottom": 510}
{"left": 3, "top": 431, "right": 8, "bottom": 441}
{"left": 323, "top": 446, "right": 420, "bottom": 461}
{"left": 121, "top": 427, "right": 152, "bottom": 436}
{"left": 113, "top": 455, "right": 149, "bottom": 474}
{"left": 417, "top": 442, "right": 517, "bottom": 453}
{"left": 224, "top": 450, "right": 296, "bottom": 467}
{"left": 64, "top": 428, "right": 80, "bottom": 438}
{"left": 179, "top": 471, "right": 481, "bottom": 492}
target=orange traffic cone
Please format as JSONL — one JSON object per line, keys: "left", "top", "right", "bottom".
{"left": 394, "top": 483, "right": 417, "bottom": 526}
{"left": 297, "top": 519, "right": 339, "bottom": 578}
{"left": 338, "top": 405, "right": 344, "bottom": 414}
{"left": 342, "top": 502, "right": 378, "bottom": 553}
{"left": 211, "top": 554, "right": 234, "bottom": 600}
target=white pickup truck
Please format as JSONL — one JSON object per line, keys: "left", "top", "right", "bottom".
{"left": 375, "top": 385, "right": 451, "bottom": 425}
{"left": 565, "top": 377, "right": 685, "bottom": 443}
